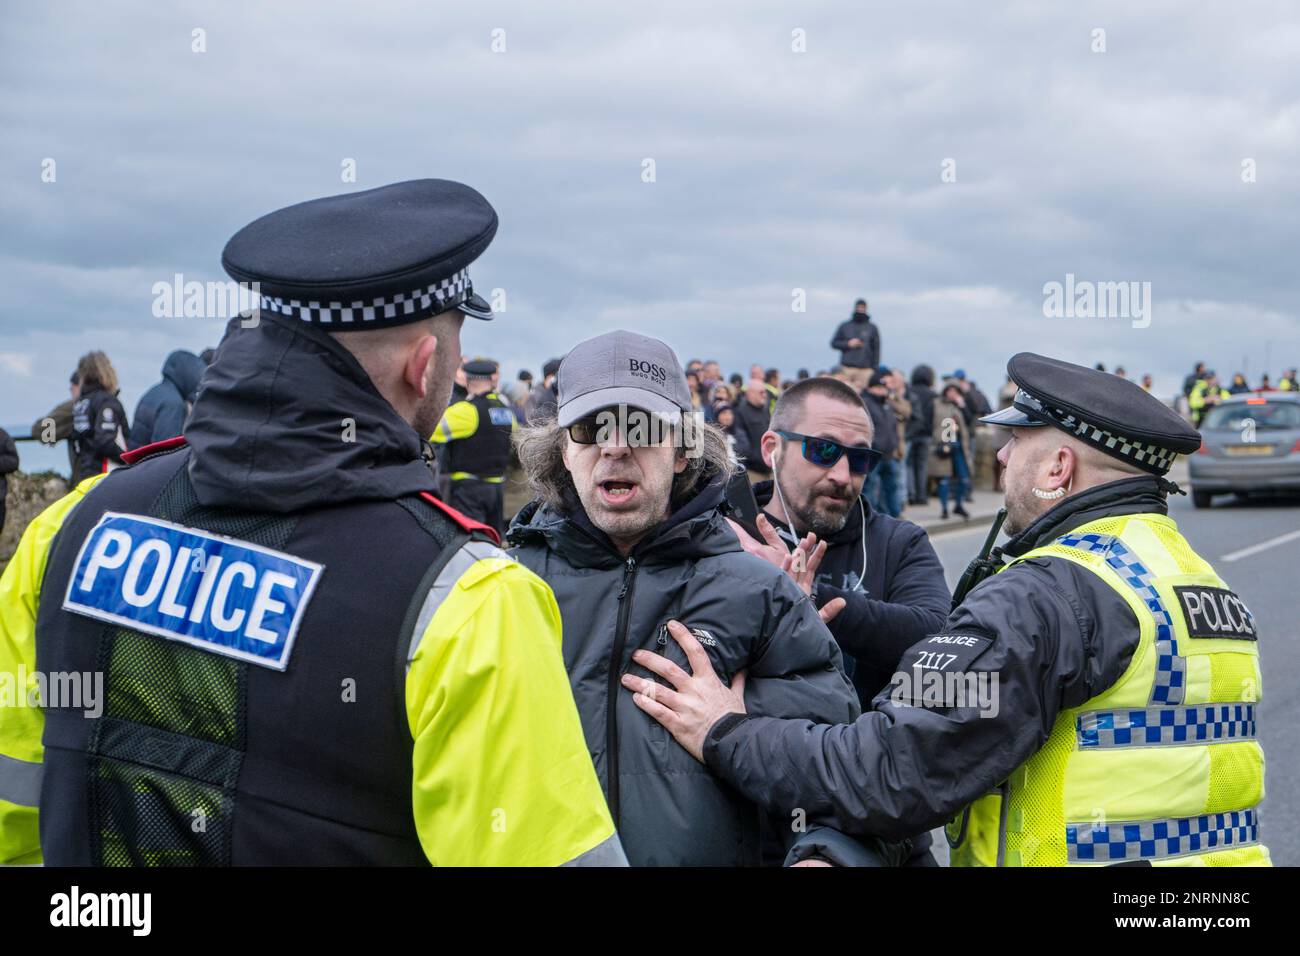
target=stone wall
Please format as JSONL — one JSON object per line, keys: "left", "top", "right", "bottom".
{"left": 1, "top": 471, "right": 71, "bottom": 575}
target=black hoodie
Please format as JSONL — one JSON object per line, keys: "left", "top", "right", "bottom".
{"left": 184, "top": 314, "right": 439, "bottom": 512}
{"left": 753, "top": 481, "right": 950, "bottom": 705}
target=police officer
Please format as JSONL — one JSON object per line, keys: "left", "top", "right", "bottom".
{"left": 0, "top": 179, "right": 621, "bottom": 867}
{"left": 625, "top": 352, "right": 1270, "bottom": 866}
{"left": 431, "top": 358, "right": 516, "bottom": 534}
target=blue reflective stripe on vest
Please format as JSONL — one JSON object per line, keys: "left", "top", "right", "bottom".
{"left": 1067, "top": 809, "right": 1259, "bottom": 863}
{"left": 1056, "top": 532, "right": 1185, "bottom": 705}
{"left": 1077, "top": 704, "right": 1256, "bottom": 748}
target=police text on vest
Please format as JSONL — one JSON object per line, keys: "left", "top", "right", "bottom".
{"left": 63, "top": 512, "right": 323, "bottom": 670}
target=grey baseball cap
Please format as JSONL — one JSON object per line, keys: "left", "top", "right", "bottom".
{"left": 556, "top": 330, "right": 693, "bottom": 427}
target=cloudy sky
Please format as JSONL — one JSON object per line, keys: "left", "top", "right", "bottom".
{"left": 3, "top": 0, "right": 1298, "bottom": 449}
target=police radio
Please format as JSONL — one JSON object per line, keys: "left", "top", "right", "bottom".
{"left": 950, "top": 508, "right": 1007, "bottom": 610}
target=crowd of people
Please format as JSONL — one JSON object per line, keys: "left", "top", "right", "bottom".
{"left": 0, "top": 179, "right": 1275, "bottom": 869}
{"left": 5, "top": 302, "right": 1297, "bottom": 540}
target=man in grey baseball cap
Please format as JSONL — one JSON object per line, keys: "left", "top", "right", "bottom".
{"left": 504, "top": 330, "right": 892, "bottom": 868}
{"left": 555, "top": 329, "right": 695, "bottom": 429}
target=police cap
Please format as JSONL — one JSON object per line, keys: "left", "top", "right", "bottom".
{"left": 464, "top": 359, "right": 498, "bottom": 379}
{"left": 980, "top": 352, "right": 1201, "bottom": 475}
{"left": 222, "top": 179, "right": 498, "bottom": 328}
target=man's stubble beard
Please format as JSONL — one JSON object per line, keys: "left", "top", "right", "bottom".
{"left": 574, "top": 459, "right": 675, "bottom": 551}
{"left": 777, "top": 471, "right": 853, "bottom": 539}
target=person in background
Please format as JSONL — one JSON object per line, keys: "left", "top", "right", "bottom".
{"left": 511, "top": 371, "right": 533, "bottom": 425}
{"left": 1227, "top": 373, "right": 1251, "bottom": 395}
{"left": 1188, "top": 370, "right": 1230, "bottom": 426}
{"left": 714, "top": 403, "right": 739, "bottom": 458}
{"left": 525, "top": 357, "right": 562, "bottom": 423}
{"left": 1183, "top": 361, "right": 1207, "bottom": 397}
{"left": 885, "top": 367, "right": 913, "bottom": 495}
{"left": 685, "top": 370, "right": 704, "bottom": 418}
{"left": 432, "top": 358, "right": 518, "bottom": 534}
{"left": 860, "top": 369, "right": 905, "bottom": 518}
{"left": 128, "top": 349, "right": 206, "bottom": 450}
{"left": 1278, "top": 368, "right": 1297, "bottom": 391}
{"left": 929, "top": 381, "right": 970, "bottom": 520}
{"left": 797, "top": 368, "right": 810, "bottom": 381}
{"left": 69, "top": 351, "right": 128, "bottom": 484}
{"left": 763, "top": 368, "right": 781, "bottom": 411}
{"left": 1259, "top": 373, "right": 1273, "bottom": 391}
{"left": 1141, "top": 373, "right": 1154, "bottom": 392}
{"left": 905, "top": 365, "right": 936, "bottom": 507}
{"left": 450, "top": 361, "right": 469, "bottom": 403}
{"left": 1114, "top": 366, "right": 1127, "bottom": 379}
{"left": 0, "top": 427, "right": 18, "bottom": 535}
{"left": 30, "top": 370, "right": 80, "bottom": 477}
{"left": 830, "top": 298, "right": 880, "bottom": 391}
{"left": 734, "top": 378, "right": 773, "bottom": 481}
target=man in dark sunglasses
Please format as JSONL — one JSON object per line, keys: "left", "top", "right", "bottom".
{"left": 725, "top": 375, "right": 951, "bottom": 865}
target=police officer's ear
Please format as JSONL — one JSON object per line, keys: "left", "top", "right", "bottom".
{"left": 405, "top": 333, "right": 440, "bottom": 399}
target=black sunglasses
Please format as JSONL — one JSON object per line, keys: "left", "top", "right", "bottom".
{"left": 566, "top": 411, "right": 675, "bottom": 447}
{"left": 775, "top": 430, "right": 881, "bottom": 475}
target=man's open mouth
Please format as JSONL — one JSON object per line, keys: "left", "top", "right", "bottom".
{"left": 598, "top": 479, "right": 638, "bottom": 504}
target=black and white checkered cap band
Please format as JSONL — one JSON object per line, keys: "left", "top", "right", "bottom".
{"left": 258, "top": 268, "right": 473, "bottom": 325}
{"left": 1015, "top": 388, "right": 1178, "bottom": 475}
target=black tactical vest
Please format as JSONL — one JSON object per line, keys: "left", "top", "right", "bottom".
{"left": 446, "top": 393, "right": 512, "bottom": 479}
{"left": 35, "top": 444, "right": 465, "bottom": 865}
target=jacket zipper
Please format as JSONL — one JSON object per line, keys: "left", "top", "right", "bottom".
{"left": 606, "top": 555, "right": 638, "bottom": 828}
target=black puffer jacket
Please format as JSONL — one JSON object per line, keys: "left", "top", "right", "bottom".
{"left": 507, "top": 479, "right": 861, "bottom": 866}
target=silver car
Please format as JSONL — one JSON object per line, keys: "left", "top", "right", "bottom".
{"left": 1189, "top": 391, "right": 1300, "bottom": 508}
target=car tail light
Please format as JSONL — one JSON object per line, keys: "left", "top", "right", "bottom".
{"left": 1292, "top": 437, "right": 1300, "bottom": 454}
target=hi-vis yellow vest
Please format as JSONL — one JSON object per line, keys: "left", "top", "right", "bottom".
{"left": 946, "top": 512, "right": 1269, "bottom": 867}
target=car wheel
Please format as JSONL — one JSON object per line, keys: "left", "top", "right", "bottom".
{"left": 1192, "top": 490, "right": 1212, "bottom": 509}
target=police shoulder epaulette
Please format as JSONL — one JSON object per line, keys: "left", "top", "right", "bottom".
{"left": 120, "top": 435, "right": 189, "bottom": 466}
{"left": 418, "top": 490, "right": 501, "bottom": 545}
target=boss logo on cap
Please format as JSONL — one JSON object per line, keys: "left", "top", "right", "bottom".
{"left": 628, "top": 358, "right": 667, "bottom": 386}
{"left": 63, "top": 512, "right": 323, "bottom": 670}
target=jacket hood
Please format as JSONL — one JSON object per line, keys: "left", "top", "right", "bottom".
{"left": 161, "top": 350, "right": 206, "bottom": 403}
{"left": 507, "top": 475, "right": 738, "bottom": 567}
{"left": 1002, "top": 474, "right": 1174, "bottom": 558}
{"left": 184, "top": 313, "right": 438, "bottom": 512}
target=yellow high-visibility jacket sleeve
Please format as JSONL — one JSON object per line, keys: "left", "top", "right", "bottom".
{"left": 0, "top": 474, "right": 105, "bottom": 865}
{"left": 405, "top": 554, "right": 619, "bottom": 866}
{"left": 430, "top": 401, "right": 478, "bottom": 444}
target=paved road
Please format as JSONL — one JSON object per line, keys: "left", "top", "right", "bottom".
{"left": 921, "top": 492, "right": 1299, "bottom": 866}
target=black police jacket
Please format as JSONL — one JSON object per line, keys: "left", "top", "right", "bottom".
{"left": 702, "top": 476, "right": 1171, "bottom": 841}
{"left": 34, "top": 313, "right": 470, "bottom": 864}
{"left": 70, "top": 386, "right": 129, "bottom": 484}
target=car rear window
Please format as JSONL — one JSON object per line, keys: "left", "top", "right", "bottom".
{"left": 1201, "top": 400, "right": 1300, "bottom": 430}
